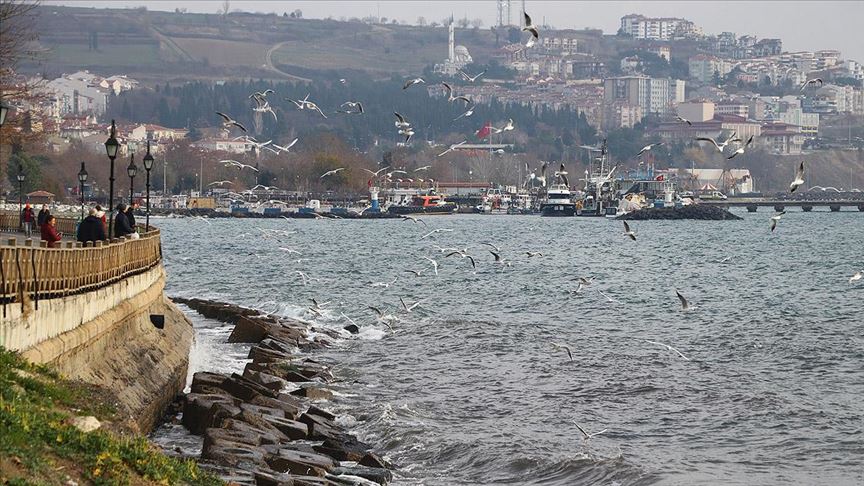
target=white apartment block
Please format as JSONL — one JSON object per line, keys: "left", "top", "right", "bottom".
{"left": 604, "top": 75, "right": 683, "bottom": 116}
{"left": 689, "top": 54, "right": 734, "bottom": 84}
{"left": 620, "top": 14, "right": 702, "bottom": 40}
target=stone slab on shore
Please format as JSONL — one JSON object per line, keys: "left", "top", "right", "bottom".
{"left": 172, "top": 297, "right": 395, "bottom": 485}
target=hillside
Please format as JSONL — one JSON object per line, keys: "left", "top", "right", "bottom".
{"left": 26, "top": 6, "right": 506, "bottom": 83}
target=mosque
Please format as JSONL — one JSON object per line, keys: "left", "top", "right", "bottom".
{"left": 434, "top": 22, "right": 473, "bottom": 76}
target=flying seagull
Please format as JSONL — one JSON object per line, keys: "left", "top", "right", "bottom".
{"left": 789, "top": 161, "right": 805, "bottom": 193}
{"left": 799, "top": 78, "right": 823, "bottom": 91}
{"left": 636, "top": 142, "right": 664, "bottom": 157}
{"left": 337, "top": 101, "right": 364, "bottom": 115}
{"left": 208, "top": 180, "right": 233, "bottom": 186}
{"left": 404, "top": 268, "right": 425, "bottom": 277}
{"left": 522, "top": 11, "right": 539, "bottom": 48}
{"left": 438, "top": 140, "right": 467, "bottom": 157}
{"left": 646, "top": 340, "right": 690, "bottom": 361}
{"left": 454, "top": 105, "right": 475, "bottom": 120}
{"left": 850, "top": 271, "right": 862, "bottom": 284}
{"left": 727, "top": 135, "right": 754, "bottom": 159}
{"left": 401, "top": 214, "right": 427, "bottom": 226}
{"left": 221, "top": 160, "right": 259, "bottom": 172}
{"left": 622, "top": 220, "right": 636, "bottom": 241}
{"left": 575, "top": 423, "right": 608, "bottom": 440}
{"left": 215, "top": 112, "right": 247, "bottom": 132}
{"left": 320, "top": 168, "right": 346, "bottom": 179}
{"left": 363, "top": 166, "right": 391, "bottom": 177}
{"left": 458, "top": 69, "right": 486, "bottom": 83}
{"left": 770, "top": 211, "right": 785, "bottom": 233}
{"left": 525, "top": 251, "right": 543, "bottom": 258}
{"left": 550, "top": 342, "right": 573, "bottom": 361}
{"left": 423, "top": 256, "right": 439, "bottom": 276}
{"left": 696, "top": 131, "right": 741, "bottom": 153}
{"left": 414, "top": 165, "right": 431, "bottom": 172}
{"left": 420, "top": 228, "right": 453, "bottom": 239}
{"left": 394, "top": 112, "right": 411, "bottom": 129}
{"left": 441, "top": 82, "right": 472, "bottom": 104}
{"left": 399, "top": 297, "right": 422, "bottom": 313}
{"left": 676, "top": 290, "right": 691, "bottom": 311}
{"left": 675, "top": 115, "right": 692, "bottom": 126}
{"left": 267, "top": 138, "right": 299, "bottom": 155}
{"left": 403, "top": 77, "right": 426, "bottom": 90}
{"left": 369, "top": 277, "right": 397, "bottom": 288}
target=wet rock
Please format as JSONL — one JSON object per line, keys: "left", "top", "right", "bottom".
{"left": 331, "top": 466, "right": 392, "bottom": 485}
{"left": 358, "top": 452, "right": 389, "bottom": 470}
{"left": 259, "top": 337, "right": 298, "bottom": 355}
{"left": 306, "top": 405, "right": 336, "bottom": 421}
{"left": 265, "top": 449, "right": 339, "bottom": 476}
{"left": 230, "top": 316, "right": 276, "bottom": 343}
{"left": 254, "top": 470, "right": 296, "bottom": 486}
{"left": 183, "top": 393, "right": 237, "bottom": 435}
{"left": 313, "top": 436, "right": 370, "bottom": 462}
{"left": 268, "top": 326, "right": 308, "bottom": 344}
{"left": 343, "top": 324, "right": 360, "bottom": 334}
{"left": 619, "top": 204, "right": 742, "bottom": 221}
{"left": 69, "top": 416, "right": 100, "bottom": 433}
{"left": 240, "top": 402, "right": 290, "bottom": 419}
{"left": 210, "top": 402, "right": 243, "bottom": 427}
{"left": 223, "top": 418, "right": 284, "bottom": 446}
{"left": 191, "top": 371, "right": 228, "bottom": 393}
{"left": 250, "top": 345, "right": 294, "bottom": 364}
{"left": 202, "top": 442, "right": 267, "bottom": 468}
{"left": 219, "top": 373, "right": 281, "bottom": 401}
{"left": 311, "top": 327, "right": 343, "bottom": 340}
{"left": 290, "top": 387, "right": 333, "bottom": 401}
{"left": 248, "top": 394, "right": 302, "bottom": 420}
{"left": 261, "top": 416, "right": 309, "bottom": 440}
{"left": 203, "top": 427, "right": 263, "bottom": 451}
{"left": 244, "top": 369, "right": 290, "bottom": 392}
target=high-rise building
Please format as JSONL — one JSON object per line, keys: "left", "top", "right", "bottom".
{"left": 619, "top": 14, "right": 702, "bottom": 40}
{"left": 604, "top": 76, "right": 683, "bottom": 116}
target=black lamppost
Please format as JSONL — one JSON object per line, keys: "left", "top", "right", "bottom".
{"left": 143, "top": 140, "right": 154, "bottom": 232}
{"left": 104, "top": 120, "right": 120, "bottom": 238}
{"left": 16, "top": 163, "right": 25, "bottom": 230}
{"left": 127, "top": 153, "right": 137, "bottom": 206}
{"left": 78, "top": 162, "right": 88, "bottom": 220}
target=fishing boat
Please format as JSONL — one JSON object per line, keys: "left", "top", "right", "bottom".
{"left": 540, "top": 163, "right": 576, "bottom": 217}
{"left": 386, "top": 192, "right": 456, "bottom": 215}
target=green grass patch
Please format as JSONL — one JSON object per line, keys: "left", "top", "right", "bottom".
{"left": 0, "top": 347, "right": 223, "bottom": 485}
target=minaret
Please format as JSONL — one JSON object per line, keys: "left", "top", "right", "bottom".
{"left": 448, "top": 22, "right": 455, "bottom": 62}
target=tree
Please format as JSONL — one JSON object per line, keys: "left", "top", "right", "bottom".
{"left": 7, "top": 151, "right": 43, "bottom": 193}
{"left": 220, "top": 0, "right": 229, "bottom": 16}
{"left": 417, "top": 16, "right": 426, "bottom": 27}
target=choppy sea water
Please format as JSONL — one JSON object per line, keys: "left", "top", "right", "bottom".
{"left": 152, "top": 210, "right": 864, "bottom": 485}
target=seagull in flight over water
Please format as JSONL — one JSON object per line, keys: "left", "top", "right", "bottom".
{"left": 676, "top": 290, "right": 692, "bottom": 311}
{"left": 320, "top": 168, "right": 346, "bottom": 179}
{"left": 215, "top": 111, "right": 247, "bottom": 132}
{"left": 622, "top": 221, "right": 637, "bottom": 241}
{"left": 789, "top": 161, "right": 805, "bottom": 193}
{"left": 646, "top": 340, "right": 690, "bottom": 361}
{"left": 849, "top": 271, "right": 862, "bottom": 284}
{"left": 522, "top": 11, "right": 539, "bottom": 48}
{"left": 770, "top": 210, "right": 785, "bottom": 233}
{"left": 403, "top": 77, "right": 425, "bottom": 90}
{"left": 550, "top": 342, "right": 573, "bottom": 361}
{"left": 574, "top": 423, "right": 608, "bottom": 440}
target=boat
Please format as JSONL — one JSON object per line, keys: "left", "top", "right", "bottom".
{"left": 386, "top": 193, "right": 457, "bottom": 215}
{"left": 540, "top": 165, "right": 576, "bottom": 217}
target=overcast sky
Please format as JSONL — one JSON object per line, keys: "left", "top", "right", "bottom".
{"left": 46, "top": 1, "right": 864, "bottom": 62}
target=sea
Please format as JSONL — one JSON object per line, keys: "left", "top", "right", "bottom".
{"left": 151, "top": 210, "right": 864, "bottom": 486}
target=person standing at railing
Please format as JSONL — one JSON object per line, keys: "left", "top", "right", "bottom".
{"left": 21, "top": 203, "right": 34, "bottom": 237}
{"left": 40, "top": 215, "right": 62, "bottom": 248}
{"left": 113, "top": 203, "right": 134, "bottom": 238}
{"left": 94, "top": 205, "right": 107, "bottom": 233}
{"left": 77, "top": 208, "right": 107, "bottom": 243}
{"left": 37, "top": 204, "right": 50, "bottom": 227}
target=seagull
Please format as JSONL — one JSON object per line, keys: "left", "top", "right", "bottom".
{"left": 267, "top": 138, "right": 299, "bottom": 155}
{"left": 369, "top": 277, "right": 397, "bottom": 288}
{"left": 525, "top": 251, "right": 543, "bottom": 258}
{"left": 215, "top": 112, "right": 247, "bottom": 132}
{"left": 399, "top": 297, "right": 422, "bottom": 313}
{"left": 850, "top": 271, "right": 862, "bottom": 284}
{"left": 294, "top": 270, "right": 318, "bottom": 286}
{"left": 441, "top": 82, "right": 472, "bottom": 104}
{"left": 368, "top": 306, "right": 398, "bottom": 330}
{"left": 568, "top": 282, "right": 584, "bottom": 295}
{"left": 249, "top": 89, "right": 275, "bottom": 101}
{"left": 363, "top": 167, "right": 390, "bottom": 177}
{"left": 596, "top": 290, "right": 620, "bottom": 304}
{"left": 646, "top": 340, "right": 690, "bottom": 361}
{"left": 337, "top": 101, "right": 364, "bottom": 114}
{"left": 253, "top": 102, "right": 278, "bottom": 121}
{"left": 481, "top": 241, "right": 501, "bottom": 252}
{"left": 550, "top": 342, "right": 573, "bottom": 361}
{"left": 437, "top": 140, "right": 467, "bottom": 157}
{"left": 554, "top": 163, "right": 569, "bottom": 186}
{"left": 304, "top": 101, "right": 328, "bottom": 119}
{"left": 404, "top": 268, "right": 425, "bottom": 277}
{"left": 403, "top": 77, "right": 425, "bottom": 90}
{"left": 320, "top": 168, "right": 346, "bottom": 179}
{"left": 501, "top": 118, "right": 515, "bottom": 132}
{"left": 414, "top": 165, "right": 431, "bottom": 172}
{"left": 622, "top": 220, "right": 636, "bottom": 241}
{"left": 489, "top": 250, "right": 511, "bottom": 267}
{"left": 453, "top": 105, "right": 475, "bottom": 120}
{"left": 208, "top": 180, "right": 232, "bottom": 186}
{"left": 522, "top": 11, "right": 539, "bottom": 48}
{"left": 398, "top": 128, "right": 415, "bottom": 144}
{"left": 636, "top": 142, "right": 664, "bottom": 157}
{"left": 726, "top": 135, "right": 754, "bottom": 159}
{"left": 401, "top": 214, "right": 427, "bottom": 226}
{"left": 696, "top": 131, "right": 741, "bottom": 153}
{"left": 340, "top": 312, "right": 358, "bottom": 329}
{"left": 221, "top": 160, "right": 259, "bottom": 172}
{"left": 574, "top": 423, "right": 608, "bottom": 440}
{"left": 394, "top": 112, "right": 411, "bottom": 129}
{"left": 789, "top": 161, "right": 805, "bottom": 193}
{"left": 799, "top": 78, "right": 823, "bottom": 91}
{"left": 284, "top": 94, "right": 309, "bottom": 109}
{"left": 420, "top": 228, "right": 454, "bottom": 239}
{"left": 769, "top": 211, "right": 785, "bottom": 233}
{"left": 458, "top": 69, "right": 486, "bottom": 83}
{"left": 675, "top": 290, "right": 691, "bottom": 311}
{"left": 675, "top": 115, "right": 692, "bottom": 126}
{"left": 578, "top": 276, "right": 595, "bottom": 286}
{"left": 423, "top": 256, "right": 439, "bottom": 276}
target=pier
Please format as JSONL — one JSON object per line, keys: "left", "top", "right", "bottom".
{"left": 700, "top": 195, "right": 864, "bottom": 212}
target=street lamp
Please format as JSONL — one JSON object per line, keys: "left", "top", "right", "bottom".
{"left": 143, "top": 140, "right": 154, "bottom": 232}
{"left": 127, "top": 153, "right": 137, "bottom": 206}
{"left": 104, "top": 119, "right": 120, "bottom": 238}
{"left": 78, "top": 162, "right": 88, "bottom": 219}
{"left": 16, "top": 163, "right": 25, "bottom": 230}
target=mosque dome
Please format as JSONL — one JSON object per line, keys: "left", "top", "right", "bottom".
{"left": 454, "top": 45, "right": 473, "bottom": 64}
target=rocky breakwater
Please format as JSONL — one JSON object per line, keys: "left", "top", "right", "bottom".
{"left": 172, "top": 297, "right": 393, "bottom": 486}
{"left": 618, "top": 204, "right": 742, "bottom": 220}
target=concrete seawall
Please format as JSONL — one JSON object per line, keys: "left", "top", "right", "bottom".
{"left": 2, "top": 265, "right": 193, "bottom": 434}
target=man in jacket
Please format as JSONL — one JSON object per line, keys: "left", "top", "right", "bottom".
{"left": 21, "top": 203, "right": 34, "bottom": 237}
{"left": 113, "top": 203, "right": 134, "bottom": 238}
{"left": 126, "top": 202, "right": 138, "bottom": 229}
{"left": 77, "top": 208, "right": 107, "bottom": 243}
{"left": 37, "top": 204, "right": 50, "bottom": 226}
{"left": 40, "top": 215, "right": 62, "bottom": 248}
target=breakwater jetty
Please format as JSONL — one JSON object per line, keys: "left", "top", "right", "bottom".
{"left": 173, "top": 297, "right": 395, "bottom": 485}
{"left": 0, "top": 212, "right": 193, "bottom": 433}
{"left": 618, "top": 204, "right": 742, "bottom": 220}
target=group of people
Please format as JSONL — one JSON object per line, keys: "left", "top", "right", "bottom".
{"left": 20, "top": 202, "right": 141, "bottom": 247}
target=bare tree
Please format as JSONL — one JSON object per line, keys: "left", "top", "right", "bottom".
{"left": 220, "top": 0, "right": 229, "bottom": 16}
{"left": 417, "top": 16, "right": 426, "bottom": 27}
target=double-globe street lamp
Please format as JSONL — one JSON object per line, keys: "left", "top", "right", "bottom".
{"left": 78, "top": 162, "right": 88, "bottom": 220}
{"left": 127, "top": 153, "right": 137, "bottom": 206}
{"left": 143, "top": 141, "right": 154, "bottom": 232}
{"left": 104, "top": 120, "right": 120, "bottom": 238}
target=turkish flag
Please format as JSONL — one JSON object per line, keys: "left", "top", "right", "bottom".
{"left": 655, "top": 174, "right": 665, "bottom": 181}
{"left": 475, "top": 121, "right": 492, "bottom": 140}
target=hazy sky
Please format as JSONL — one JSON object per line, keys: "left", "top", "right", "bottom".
{"left": 47, "top": 1, "right": 864, "bottom": 62}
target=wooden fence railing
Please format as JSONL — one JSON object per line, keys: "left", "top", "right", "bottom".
{"left": 0, "top": 220, "right": 162, "bottom": 316}
{"left": 0, "top": 211, "right": 78, "bottom": 235}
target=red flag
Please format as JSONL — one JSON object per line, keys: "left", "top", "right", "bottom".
{"left": 475, "top": 121, "right": 492, "bottom": 140}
